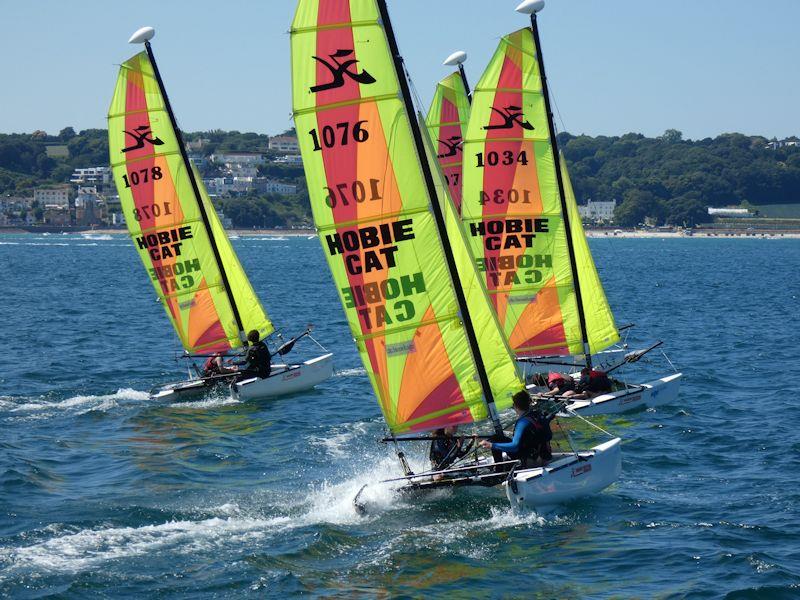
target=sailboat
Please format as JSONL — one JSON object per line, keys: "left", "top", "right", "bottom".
{"left": 425, "top": 51, "right": 471, "bottom": 214}
{"left": 290, "top": 0, "right": 620, "bottom": 512}
{"left": 460, "top": 0, "right": 681, "bottom": 418}
{"left": 108, "top": 27, "right": 334, "bottom": 402}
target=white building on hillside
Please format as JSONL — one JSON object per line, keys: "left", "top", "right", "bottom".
{"left": 707, "top": 207, "right": 754, "bottom": 218}
{"left": 34, "top": 186, "right": 70, "bottom": 208}
{"left": 269, "top": 136, "right": 299, "bottom": 153}
{"left": 210, "top": 152, "right": 265, "bottom": 166}
{"left": 70, "top": 167, "right": 111, "bottom": 188}
{"left": 578, "top": 199, "right": 616, "bottom": 222}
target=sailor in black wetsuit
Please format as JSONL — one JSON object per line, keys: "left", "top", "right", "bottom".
{"left": 234, "top": 330, "right": 272, "bottom": 379}
{"left": 429, "top": 426, "right": 472, "bottom": 471}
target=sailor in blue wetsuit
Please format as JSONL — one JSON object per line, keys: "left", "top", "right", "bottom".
{"left": 480, "top": 391, "right": 553, "bottom": 468}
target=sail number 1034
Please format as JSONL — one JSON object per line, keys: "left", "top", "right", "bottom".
{"left": 475, "top": 150, "right": 528, "bottom": 167}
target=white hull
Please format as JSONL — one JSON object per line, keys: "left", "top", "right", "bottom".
{"left": 565, "top": 372, "right": 682, "bottom": 416}
{"left": 152, "top": 353, "right": 334, "bottom": 402}
{"left": 233, "top": 353, "right": 334, "bottom": 401}
{"left": 505, "top": 438, "right": 622, "bottom": 511}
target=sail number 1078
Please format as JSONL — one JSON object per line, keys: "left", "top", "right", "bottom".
{"left": 122, "top": 166, "right": 163, "bottom": 188}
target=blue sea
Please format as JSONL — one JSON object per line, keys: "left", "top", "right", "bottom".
{"left": 0, "top": 232, "right": 798, "bottom": 598}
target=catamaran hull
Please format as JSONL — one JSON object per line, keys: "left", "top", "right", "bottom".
{"left": 565, "top": 373, "right": 682, "bottom": 416}
{"left": 233, "top": 353, "right": 334, "bottom": 401}
{"left": 504, "top": 438, "right": 622, "bottom": 512}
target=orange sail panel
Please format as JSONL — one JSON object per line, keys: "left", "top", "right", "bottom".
{"left": 426, "top": 71, "right": 471, "bottom": 214}
{"left": 291, "top": 0, "right": 522, "bottom": 433}
{"left": 108, "top": 51, "right": 272, "bottom": 354}
{"left": 462, "top": 28, "right": 618, "bottom": 358}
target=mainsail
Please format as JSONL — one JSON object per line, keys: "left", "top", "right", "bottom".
{"left": 108, "top": 49, "right": 272, "bottom": 354}
{"left": 425, "top": 71, "right": 471, "bottom": 214}
{"left": 461, "top": 26, "right": 618, "bottom": 360}
{"left": 291, "top": 0, "right": 523, "bottom": 434}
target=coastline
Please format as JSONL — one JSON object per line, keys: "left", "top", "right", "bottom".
{"left": 2, "top": 227, "right": 798, "bottom": 239}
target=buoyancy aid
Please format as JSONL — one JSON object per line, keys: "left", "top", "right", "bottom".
{"left": 516, "top": 410, "right": 553, "bottom": 465}
{"left": 581, "top": 369, "right": 611, "bottom": 393}
{"left": 203, "top": 354, "right": 222, "bottom": 376}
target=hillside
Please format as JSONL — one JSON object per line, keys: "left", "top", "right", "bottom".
{"left": 2, "top": 127, "right": 799, "bottom": 227}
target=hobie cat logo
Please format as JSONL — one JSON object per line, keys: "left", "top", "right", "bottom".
{"left": 310, "top": 49, "right": 376, "bottom": 93}
{"left": 122, "top": 125, "right": 165, "bottom": 153}
{"left": 437, "top": 135, "right": 462, "bottom": 158}
{"left": 484, "top": 105, "right": 534, "bottom": 131}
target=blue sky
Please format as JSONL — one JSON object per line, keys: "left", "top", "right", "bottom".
{"left": 2, "top": 0, "right": 798, "bottom": 140}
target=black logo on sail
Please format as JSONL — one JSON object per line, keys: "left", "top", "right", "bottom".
{"left": 122, "top": 125, "right": 165, "bottom": 153}
{"left": 310, "top": 49, "right": 376, "bottom": 93}
{"left": 483, "top": 105, "right": 534, "bottom": 131}
{"left": 437, "top": 135, "right": 462, "bottom": 158}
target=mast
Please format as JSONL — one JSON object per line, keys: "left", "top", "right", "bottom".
{"left": 139, "top": 33, "right": 247, "bottom": 345}
{"left": 443, "top": 51, "right": 472, "bottom": 104}
{"left": 521, "top": 2, "right": 592, "bottom": 368}
{"left": 458, "top": 64, "right": 473, "bottom": 105}
{"left": 377, "top": 0, "right": 504, "bottom": 436}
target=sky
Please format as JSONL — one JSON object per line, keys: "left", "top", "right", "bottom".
{"left": 1, "top": 0, "right": 798, "bottom": 140}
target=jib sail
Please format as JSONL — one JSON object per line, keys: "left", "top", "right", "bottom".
{"left": 461, "top": 27, "right": 618, "bottom": 359}
{"left": 426, "top": 71, "right": 471, "bottom": 214}
{"left": 291, "top": 0, "right": 523, "bottom": 434}
{"left": 108, "top": 50, "right": 272, "bottom": 354}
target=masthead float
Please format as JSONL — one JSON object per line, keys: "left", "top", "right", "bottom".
{"left": 108, "top": 26, "right": 333, "bottom": 402}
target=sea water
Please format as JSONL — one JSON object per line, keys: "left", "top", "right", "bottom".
{"left": 0, "top": 233, "right": 798, "bottom": 598}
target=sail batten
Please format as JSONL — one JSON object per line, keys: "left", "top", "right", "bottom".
{"left": 291, "top": 0, "right": 523, "bottom": 434}
{"left": 108, "top": 49, "right": 273, "bottom": 355}
{"left": 462, "top": 27, "right": 619, "bottom": 360}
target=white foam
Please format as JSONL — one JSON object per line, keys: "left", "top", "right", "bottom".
{"left": 11, "top": 388, "right": 149, "bottom": 414}
{"left": 312, "top": 421, "right": 370, "bottom": 458}
{"left": 299, "top": 454, "right": 410, "bottom": 524}
{"left": 81, "top": 234, "right": 113, "bottom": 241}
{"left": 3, "top": 514, "right": 292, "bottom": 573}
{"left": 335, "top": 367, "right": 367, "bottom": 378}
{"left": 168, "top": 395, "right": 240, "bottom": 409}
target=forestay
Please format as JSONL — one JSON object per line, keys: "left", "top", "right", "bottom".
{"left": 425, "top": 72, "right": 471, "bottom": 214}
{"left": 461, "top": 28, "right": 618, "bottom": 358}
{"left": 108, "top": 51, "right": 272, "bottom": 354}
{"left": 291, "top": 0, "right": 523, "bottom": 433}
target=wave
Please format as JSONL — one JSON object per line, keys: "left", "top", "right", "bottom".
{"left": 8, "top": 388, "right": 150, "bottom": 415}
{"left": 335, "top": 367, "right": 367, "bottom": 377}
{"left": 80, "top": 234, "right": 113, "bottom": 241}
{"left": 1, "top": 514, "right": 293, "bottom": 574}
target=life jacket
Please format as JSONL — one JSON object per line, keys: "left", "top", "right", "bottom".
{"left": 429, "top": 436, "right": 459, "bottom": 469}
{"left": 203, "top": 354, "right": 222, "bottom": 375}
{"left": 516, "top": 410, "right": 553, "bottom": 466}
{"left": 582, "top": 369, "right": 611, "bottom": 393}
{"left": 547, "top": 372, "right": 574, "bottom": 392}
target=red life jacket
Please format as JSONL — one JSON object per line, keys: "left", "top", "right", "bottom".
{"left": 203, "top": 354, "right": 222, "bottom": 375}
{"left": 547, "top": 372, "right": 568, "bottom": 389}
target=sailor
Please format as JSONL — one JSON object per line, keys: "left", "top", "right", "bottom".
{"left": 429, "top": 426, "right": 470, "bottom": 471}
{"left": 539, "top": 372, "right": 576, "bottom": 397}
{"left": 234, "top": 330, "right": 272, "bottom": 379}
{"left": 479, "top": 391, "right": 553, "bottom": 468}
{"left": 202, "top": 352, "right": 235, "bottom": 377}
{"left": 562, "top": 367, "right": 612, "bottom": 399}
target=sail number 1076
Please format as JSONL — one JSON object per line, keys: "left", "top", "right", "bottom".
{"left": 309, "top": 121, "right": 369, "bottom": 151}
